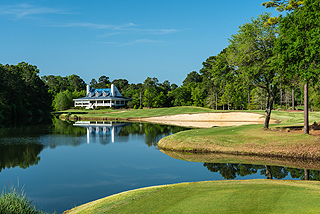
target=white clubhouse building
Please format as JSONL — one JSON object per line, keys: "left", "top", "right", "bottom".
{"left": 73, "top": 84, "right": 132, "bottom": 109}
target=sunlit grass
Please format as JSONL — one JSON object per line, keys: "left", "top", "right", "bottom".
{"left": 65, "top": 180, "right": 320, "bottom": 214}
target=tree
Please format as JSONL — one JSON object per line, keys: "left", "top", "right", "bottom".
{"left": 274, "top": 0, "right": 320, "bottom": 133}
{"left": 261, "top": 0, "right": 304, "bottom": 25}
{"left": 53, "top": 90, "right": 73, "bottom": 111}
{"left": 143, "top": 77, "right": 159, "bottom": 108}
{"left": 112, "top": 79, "right": 129, "bottom": 94}
{"left": 0, "top": 62, "right": 52, "bottom": 126}
{"left": 182, "top": 71, "right": 202, "bottom": 86}
{"left": 227, "top": 13, "right": 281, "bottom": 128}
{"left": 68, "top": 74, "right": 86, "bottom": 92}
{"left": 90, "top": 78, "right": 98, "bottom": 88}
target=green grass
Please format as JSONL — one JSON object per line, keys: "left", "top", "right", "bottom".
{"left": 59, "top": 106, "right": 217, "bottom": 119}
{"left": 59, "top": 107, "right": 320, "bottom": 124}
{"left": 0, "top": 184, "right": 48, "bottom": 214}
{"left": 64, "top": 180, "right": 320, "bottom": 214}
{"left": 158, "top": 121, "right": 320, "bottom": 158}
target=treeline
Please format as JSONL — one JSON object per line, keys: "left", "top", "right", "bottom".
{"left": 0, "top": 62, "right": 52, "bottom": 126}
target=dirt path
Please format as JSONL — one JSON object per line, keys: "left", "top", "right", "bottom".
{"left": 139, "top": 112, "right": 277, "bottom": 128}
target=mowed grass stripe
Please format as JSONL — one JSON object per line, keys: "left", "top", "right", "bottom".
{"left": 64, "top": 180, "right": 320, "bottom": 214}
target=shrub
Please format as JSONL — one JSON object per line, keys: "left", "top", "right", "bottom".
{"left": 0, "top": 184, "right": 48, "bottom": 214}
{"left": 133, "top": 105, "right": 137, "bottom": 109}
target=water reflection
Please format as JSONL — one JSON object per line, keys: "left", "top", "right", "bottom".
{"left": 0, "top": 143, "right": 43, "bottom": 172}
{"left": 204, "top": 163, "right": 320, "bottom": 181}
{"left": 0, "top": 119, "right": 189, "bottom": 171}
{"left": 73, "top": 121, "right": 131, "bottom": 144}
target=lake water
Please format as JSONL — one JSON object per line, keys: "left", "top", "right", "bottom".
{"left": 0, "top": 119, "right": 319, "bottom": 213}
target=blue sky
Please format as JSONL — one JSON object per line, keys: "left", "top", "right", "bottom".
{"left": 0, "top": 1, "right": 276, "bottom": 85}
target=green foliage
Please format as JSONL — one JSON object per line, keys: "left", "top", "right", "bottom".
{"left": 182, "top": 71, "right": 202, "bottom": 86}
{"left": 275, "top": 0, "right": 320, "bottom": 84}
{"left": 261, "top": 0, "right": 304, "bottom": 25}
{"left": 0, "top": 62, "right": 52, "bottom": 126}
{"left": 53, "top": 90, "right": 73, "bottom": 111}
{"left": 42, "top": 74, "right": 86, "bottom": 96}
{"left": 0, "top": 184, "right": 48, "bottom": 214}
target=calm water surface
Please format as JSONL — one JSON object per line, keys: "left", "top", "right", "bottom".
{"left": 0, "top": 119, "right": 319, "bottom": 213}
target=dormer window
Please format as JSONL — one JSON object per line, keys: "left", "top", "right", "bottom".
{"left": 95, "top": 91, "right": 100, "bottom": 97}
{"left": 88, "top": 92, "right": 93, "bottom": 97}
{"left": 103, "top": 91, "right": 107, "bottom": 97}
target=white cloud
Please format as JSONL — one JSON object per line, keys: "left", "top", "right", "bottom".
{"left": 121, "top": 39, "right": 165, "bottom": 46}
{"left": 0, "top": 3, "right": 69, "bottom": 18}
{"left": 139, "top": 28, "right": 179, "bottom": 35}
{"left": 53, "top": 22, "right": 137, "bottom": 30}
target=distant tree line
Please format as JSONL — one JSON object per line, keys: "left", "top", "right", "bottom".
{"left": 0, "top": 62, "right": 52, "bottom": 127}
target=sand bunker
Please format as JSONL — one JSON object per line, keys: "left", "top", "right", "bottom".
{"left": 140, "top": 112, "right": 277, "bottom": 128}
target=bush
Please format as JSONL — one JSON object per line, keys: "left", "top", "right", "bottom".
{"left": 0, "top": 184, "right": 48, "bottom": 214}
{"left": 133, "top": 105, "right": 137, "bottom": 109}
{"left": 139, "top": 105, "right": 142, "bottom": 109}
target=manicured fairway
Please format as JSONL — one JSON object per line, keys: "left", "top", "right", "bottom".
{"left": 60, "top": 106, "right": 217, "bottom": 119}
{"left": 64, "top": 180, "right": 320, "bottom": 214}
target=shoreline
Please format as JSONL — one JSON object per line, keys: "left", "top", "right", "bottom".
{"left": 60, "top": 111, "right": 278, "bottom": 128}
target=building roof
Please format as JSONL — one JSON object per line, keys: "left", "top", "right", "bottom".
{"left": 73, "top": 96, "right": 132, "bottom": 101}
{"left": 73, "top": 85, "right": 132, "bottom": 101}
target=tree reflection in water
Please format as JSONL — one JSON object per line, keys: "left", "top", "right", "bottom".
{"left": 204, "top": 163, "right": 320, "bottom": 181}
{"left": 0, "top": 144, "right": 44, "bottom": 172}
{"left": 0, "top": 119, "right": 190, "bottom": 171}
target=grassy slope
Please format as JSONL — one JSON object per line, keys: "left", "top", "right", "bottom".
{"left": 158, "top": 111, "right": 320, "bottom": 159}
{"left": 64, "top": 180, "right": 320, "bottom": 214}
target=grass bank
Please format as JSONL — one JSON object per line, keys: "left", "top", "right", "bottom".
{"left": 156, "top": 109, "right": 320, "bottom": 159}
{"left": 64, "top": 180, "right": 320, "bottom": 214}
{"left": 158, "top": 123, "right": 320, "bottom": 159}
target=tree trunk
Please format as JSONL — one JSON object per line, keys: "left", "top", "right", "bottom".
{"left": 212, "top": 88, "right": 215, "bottom": 110}
{"left": 292, "top": 88, "right": 295, "bottom": 110}
{"left": 264, "top": 86, "right": 276, "bottom": 129}
{"left": 148, "top": 85, "right": 150, "bottom": 108}
{"left": 304, "top": 169, "right": 309, "bottom": 180}
{"left": 265, "top": 165, "right": 273, "bottom": 179}
{"left": 304, "top": 83, "right": 309, "bottom": 134}
{"left": 215, "top": 91, "right": 218, "bottom": 110}
{"left": 280, "top": 87, "right": 283, "bottom": 108}
{"left": 264, "top": 90, "right": 270, "bottom": 129}
{"left": 248, "top": 90, "right": 250, "bottom": 110}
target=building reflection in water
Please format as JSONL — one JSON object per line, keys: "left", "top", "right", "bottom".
{"left": 73, "top": 121, "right": 131, "bottom": 144}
